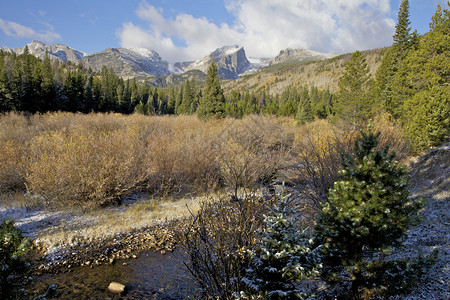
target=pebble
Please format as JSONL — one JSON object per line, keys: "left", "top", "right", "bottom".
{"left": 108, "top": 282, "right": 126, "bottom": 294}
{"left": 30, "top": 220, "right": 182, "bottom": 275}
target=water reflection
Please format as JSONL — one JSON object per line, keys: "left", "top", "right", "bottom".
{"left": 29, "top": 250, "right": 199, "bottom": 299}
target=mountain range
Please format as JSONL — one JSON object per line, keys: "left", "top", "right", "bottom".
{"left": 0, "top": 40, "right": 337, "bottom": 80}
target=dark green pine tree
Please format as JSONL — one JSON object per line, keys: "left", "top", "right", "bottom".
{"left": 243, "top": 197, "right": 322, "bottom": 299}
{"left": 197, "top": 60, "right": 225, "bottom": 120}
{"left": 225, "top": 90, "right": 243, "bottom": 118}
{"left": 0, "top": 60, "right": 13, "bottom": 111}
{"left": 393, "top": 0, "right": 417, "bottom": 54}
{"left": 134, "top": 100, "right": 145, "bottom": 114}
{"left": 332, "top": 51, "right": 372, "bottom": 126}
{"left": 178, "top": 79, "right": 195, "bottom": 114}
{"left": 315, "top": 126, "right": 424, "bottom": 296}
{"left": 0, "top": 218, "right": 31, "bottom": 298}
{"left": 167, "top": 85, "right": 176, "bottom": 114}
{"left": 40, "top": 50, "right": 56, "bottom": 111}
{"left": 129, "top": 78, "right": 140, "bottom": 111}
{"left": 375, "top": 0, "right": 418, "bottom": 118}
{"left": 395, "top": 3, "right": 450, "bottom": 151}
{"left": 17, "top": 46, "right": 39, "bottom": 112}
{"left": 295, "top": 87, "right": 314, "bottom": 125}
{"left": 278, "top": 85, "right": 299, "bottom": 116}
{"left": 116, "top": 83, "right": 129, "bottom": 114}
{"left": 175, "top": 83, "right": 183, "bottom": 114}
{"left": 157, "top": 89, "right": 168, "bottom": 115}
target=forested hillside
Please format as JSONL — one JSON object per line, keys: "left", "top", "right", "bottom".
{"left": 0, "top": 2, "right": 448, "bottom": 153}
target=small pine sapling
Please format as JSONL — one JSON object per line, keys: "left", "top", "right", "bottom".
{"left": 242, "top": 195, "right": 322, "bottom": 299}
{"left": 314, "top": 124, "right": 424, "bottom": 297}
{"left": 0, "top": 218, "right": 31, "bottom": 298}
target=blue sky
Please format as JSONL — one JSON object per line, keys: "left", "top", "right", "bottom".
{"left": 0, "top": 0, "right": 447, "bottom": 62}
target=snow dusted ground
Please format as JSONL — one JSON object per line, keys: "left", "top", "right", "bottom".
{"left": 0, "top": 201, "right": 104, "bottom": 241}
{"left": 0, "top": 145, "right": 448, "bottom": 298}
{"left": 0, "top": 192, "right": 200, "bottom": 255}
{"left": 391, "top": 144, "right": 449, "bottom": 299}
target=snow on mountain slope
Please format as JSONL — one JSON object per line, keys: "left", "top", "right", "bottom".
{"left": 81, "top": 47, "right": 171, "bottom": 78}
{"left": 185, "top": 45, "right": 251, "bottom": 79}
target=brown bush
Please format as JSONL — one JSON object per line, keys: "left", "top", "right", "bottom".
{"left": 292, "top": 119, "right": 356, "bottom": 209}
{"left": 216, "top": 115, "right": 294, "bottom": 197}
{"left": 179, "top": 193, "right": 275, "bottom": 299}
{"left": 6, "top": 112, "right": 407, "bottom": 211}
{"left": 145, "top": 118, "right": 221, "bottom": 196}
{"left": 26, "top": 126, "right": 148, "bottom": 208}
{"left": 292, "top": 117, "right": 409, "bottom": 210}
{"left": 0, "top": 113, "right": 33, "bottom": 192}
{"left": 371, "top": 113, "right": 410, "bottom": 161}
{"left": 0, "top": 140, "right": 26, "bottom": 192}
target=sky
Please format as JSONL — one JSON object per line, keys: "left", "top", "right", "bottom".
{"left": 0, "top": 0, "right": 447, "bottom": 63}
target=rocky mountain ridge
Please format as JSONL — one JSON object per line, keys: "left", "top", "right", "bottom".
{"left": 0, "top": 40, "right": 86, "bottom": 63}
{"left": 1, "top": 40, "right": 337, "bottom": 80}
{"left": 81, "top": 47, "right": 171, "bottom": 78}
{"left": 270, "top": 48, "right": 337, "bottom": 65}
{"left": 184, "top": 45, "right": 251, "bottom": 79}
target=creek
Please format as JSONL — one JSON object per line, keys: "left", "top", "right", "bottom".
{"left": 27, "top": 250, "right": 199, "bottom": 299}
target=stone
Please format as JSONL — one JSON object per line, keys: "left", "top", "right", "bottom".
{"left": 108, "top": 282, "right": 126, "bottom": 294}
{"left": 160, "top": 250, "right": 166, "bottom": 255}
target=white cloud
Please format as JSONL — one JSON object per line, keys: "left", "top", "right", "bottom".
{"left": 117, "top": 0, "right": 395, "bottom": 62}
{"left": 0, "top": 18, "right": 61, "bottom": 43}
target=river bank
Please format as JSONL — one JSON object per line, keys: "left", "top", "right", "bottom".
{"left": 2, "top": 144, "right": 449, "bottom": 299}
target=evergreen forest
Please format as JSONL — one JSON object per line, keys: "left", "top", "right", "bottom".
{"left": 1, "top": 2, "right": 448, "bottom": 152}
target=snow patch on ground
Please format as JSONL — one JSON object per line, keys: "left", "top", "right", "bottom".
{"left": 392, "top": 144, "right": 450, "bottom": 299}
{"left": 0, "top": 207, "right": 71, "bottom": 239}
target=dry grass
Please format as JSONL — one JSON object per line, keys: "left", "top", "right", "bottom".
{"left": 0, "top": 112, "right": 293, "bottom": 209}
{"left": 35, "top": 194, "right": 204, "bottom": 248}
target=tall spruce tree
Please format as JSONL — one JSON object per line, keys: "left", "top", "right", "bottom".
{"left": 0, "top": 61, "right": 13, "bottom": 111}
{"left": 332, "top": 51, "right": 372, "bottom": 125}
{"left": 167, "top": 85, "right": 176, "bottom": 114}
{"left": 393, "top": 0, "right": 414, "bottom": 53}
{"left": 375, "top": 0, "right": 418, "bottom": 118}
{"left": 295, "top": 87, "right": 314, "bottom": 126}
{"left": 197, "top": 60, "right": 225, "bottom": 120}
{"left": 178, "top": 79, "right": 195, "bottom": 114}
{"left": 393, "top": 3, "right": 450, "bottom": 151}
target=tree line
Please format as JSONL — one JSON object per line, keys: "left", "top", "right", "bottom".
{"left": 0, "top": 1, "right": 448, "bottom": 151}
{"left": 329, "top": 1, "right": 449, "bottom": 151}
{"left": 0, "top": 47, "right": 333, "bottom": 120}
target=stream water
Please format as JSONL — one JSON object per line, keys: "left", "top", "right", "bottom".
{"left": 27, "top": 250, "right": 200, "bottom": 299}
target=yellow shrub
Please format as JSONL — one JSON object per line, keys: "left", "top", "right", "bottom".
{"left": 26, "top": 126, "right": 147, "bottom": 208}
{"left": 0, "top": 140, "right": 26, "bottom": 192}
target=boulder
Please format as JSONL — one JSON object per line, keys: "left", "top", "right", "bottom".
{"left": 108, "top": 282, "right": 126, "bottom": 294}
